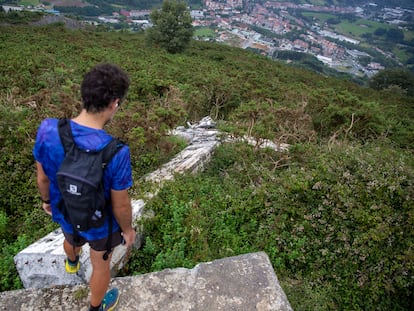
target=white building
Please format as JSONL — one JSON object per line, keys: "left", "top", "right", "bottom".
{"left": 317, "top": 55, "right": 333, "bottom": 66}
{"left": 191, "top": 10, "right": 204, "bottom": 19}
{"left": 2, "top": 5, "right": 24, "bottom": 12}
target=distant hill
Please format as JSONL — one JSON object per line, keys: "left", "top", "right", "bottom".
{"left": 47, "top": 0, "right": 203, "bottom": 10}
{"left": 38, "top": 0, "right": 203, "bottom": 16}
{"left": 47, "top": 0, "right": 414, "bottom": 10}
{"left": 294, "top": 0, "right": 414, "bottom": 9}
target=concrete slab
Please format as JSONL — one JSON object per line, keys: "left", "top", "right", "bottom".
{"left": 13, "top": 200, "right": 145, "bottom": 289}
{"left": 2, "top": 252, "right": 293, "bottom": 311}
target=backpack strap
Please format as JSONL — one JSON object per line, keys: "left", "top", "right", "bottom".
{"left": 101, "top": 138, "right": 124, "bottom": 168}
{"left": 101, "top": 139, "right": 124, "bottom": 261}
{"left": 58, "top": 118, "right": 123, "bottom": 158}
{"left": 58, "top": 118, "right": 74, "bottom": 154}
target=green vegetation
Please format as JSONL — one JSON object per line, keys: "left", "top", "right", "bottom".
{"left": 146, "top": 0, "right": 194, "bottom": 54}
{"left": 289, "top": 0, "right": 413, "bottom": 8}
{"left": 19, "top": 0, "right": 39, "bottom": 5}
{"left": 0, "top": 9, "right": 44, "bottom": 23}
{"left": 0, "top": 22, "right": 413, "bottom": 310}
{"left": 194, "top": 27, "right": 216, "bottom": 39}
{"left": 1, "top": 0, "right": 202, "bottom": 20}
{"left": 273, "top": 50, "right": 360, "bottom": 83}
{"left": 336, "top": 19, "right": 393, "bottom": 38}
{"left": 301, "top": 11, "right": 337, "bottom": 24}
{"left": 301, "top": 11, "right": 401, "bottom": 40}
{"left": 369, "top": 68, "right": 414, "bottom": 97}
{"left": 127, "top": 141, "right": 414, "bottom": 310}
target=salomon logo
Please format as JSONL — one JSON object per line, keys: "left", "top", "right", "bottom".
{"left": 67, "top": 184, "right": 81, "bottom": 196}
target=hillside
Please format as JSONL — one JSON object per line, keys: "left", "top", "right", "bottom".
{"left": 4, "top": 1, "right": 413, "bottom": 86}
{"left": 299, "top": 0, "right": 413, "bottom": 9}
{"left": 6, "top": 0, "right": 413, "bottom": 10}
{"left": 0, "top": 24, "right": 413, "bottom": 310}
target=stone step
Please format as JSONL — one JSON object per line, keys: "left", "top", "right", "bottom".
{"left": 2, "top": 252, "right": 293, "bottom": 311}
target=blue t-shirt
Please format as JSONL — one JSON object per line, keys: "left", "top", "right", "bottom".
{"left": 33, "top": 118, "right": 133, "bottom": 240}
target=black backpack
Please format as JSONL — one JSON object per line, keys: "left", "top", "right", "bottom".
{"left": 57, "top": 118, "right": 123, "bottom": 260}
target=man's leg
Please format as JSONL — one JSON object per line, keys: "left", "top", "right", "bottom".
{"left": 63, "top": 239, "right": 82, "bottom": 262}
{"left": 89, "top": 249, "right": 112, "bottom": 308}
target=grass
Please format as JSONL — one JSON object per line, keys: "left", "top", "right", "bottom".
{"left": 405, "top": 31, "right": 414, "bottom": 40}
{"left": 334, "top": 19, "right": 393, "bottom": 38}
{"left": 18, "top": 0, "right": 39, "bottom": 6}
{"left": 301, "top": 11, "right": 403, "bottom": 40}
{"left": 393, "top": 47, "right": 410, "bottom": 63}
{"left": 302, "top": 11, "right": 335, "bottom": 24}
{"left": 194, "top": 27, "right": 216, "bottom": 38}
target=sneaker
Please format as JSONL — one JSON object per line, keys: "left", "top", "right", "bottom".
{"left": 100, "top": 288, "right": 120, "bottom": 311}
{"left": 65, "top": 255, "right": 80, "bottom": 274}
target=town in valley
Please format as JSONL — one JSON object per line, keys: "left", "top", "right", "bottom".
{"left": 2, "top": 1, "right": 414, "bottom": 80}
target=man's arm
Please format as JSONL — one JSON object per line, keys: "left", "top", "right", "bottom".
{"left": 111, "top": 189, "right": 136, "bottom": 247}
{"left": 36, "top": 161, "right": 52, "bottom": 215}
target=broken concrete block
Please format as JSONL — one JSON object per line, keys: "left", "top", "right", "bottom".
{"left": 13, "top": 200, "right": 145, "bottom": 289}
{"left": 3, "top": 252, "right": 293, "bottom": 311}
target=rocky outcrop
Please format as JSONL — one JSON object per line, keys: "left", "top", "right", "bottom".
{"left": 2, "top": 252, "right": 293, "bottom": 311}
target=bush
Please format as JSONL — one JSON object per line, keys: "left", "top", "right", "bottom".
{"left": 369, "top": 68, "right": 414, "bottom": 97}
{"left": 0, "top": 235, "right": 29, "bottom": 291}
{"left": 132, "top": 141, "right": 414, "bottom": 310}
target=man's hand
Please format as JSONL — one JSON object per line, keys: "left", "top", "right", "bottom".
{"left": 111, "top": 189, "right": 136, "bottom": 247}
{"left": 121, "top": 228, "right": 136, "bottom": 247}
{"left": 42, "top": 202, "right": 52, "bottom": 215}
{"left": 36, "top": 161, "right": 51, "bottom": 215}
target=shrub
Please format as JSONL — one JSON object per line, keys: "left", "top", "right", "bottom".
{"left": 132, "top": 141, "right": 414, "bottom": 310}
{"left": 0, "top": 235, "right": 29, "bottom": 291}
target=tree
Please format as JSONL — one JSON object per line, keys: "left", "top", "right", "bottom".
{"left": 146, "top": 0, "right": 194, "bottom": 54}
{"left": 374, "top": 27, "right": 387, "bottom": 36}
{"left": 369, "top": 68, "right": 414, "bottom": 97}
{"left": 327, "top": 17, "right": 340, "bottom": 25}
{"left": 386, "top": 28, "right": 404, "bottom": 43}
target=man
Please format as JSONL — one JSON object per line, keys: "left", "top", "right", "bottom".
{"left": 33, "top": 63, "right": 136, "bottom": 311}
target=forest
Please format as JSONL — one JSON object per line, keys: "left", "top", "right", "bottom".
{"left": 0, "top": 21, "right": 413, "bottom": 311}
{"left": 262, "top": 0, "right": 414, "bottom": 8}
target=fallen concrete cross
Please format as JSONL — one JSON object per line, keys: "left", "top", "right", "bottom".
{"left": 3, "top": 252, "right": 293, "bottom": 311}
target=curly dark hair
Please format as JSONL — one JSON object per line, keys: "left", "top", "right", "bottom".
{"left": 81, "top": 63, "right": 130, "bottom": 113}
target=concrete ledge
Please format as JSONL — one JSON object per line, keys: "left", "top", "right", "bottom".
{"left": 2, "top": 252, "right": 293, "bottom": 311}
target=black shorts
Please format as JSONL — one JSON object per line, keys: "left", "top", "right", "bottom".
{"left": 63, "top": 229, "right": 123, "bottom": 252}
